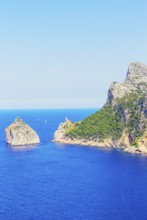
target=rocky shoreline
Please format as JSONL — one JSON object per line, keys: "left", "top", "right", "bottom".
{"left": 53, "top": 121, "right": 147, "bottom": 155}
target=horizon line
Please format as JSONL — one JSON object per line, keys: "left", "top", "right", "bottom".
{"left": 0, "top": 107, "right": 99, "bottom": 110}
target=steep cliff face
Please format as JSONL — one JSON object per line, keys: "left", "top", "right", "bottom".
{"left": 54, "top": 62, "right": 147, "bottom": 154}
{"left": 6, "top": 117, "right": 40, "bottom": 146}
{"left": 108, "top": 62, "right": 147, "bottom": 104}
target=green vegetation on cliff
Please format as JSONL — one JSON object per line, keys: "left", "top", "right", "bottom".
{"left": 66, "top": 104, "right": 123, "bottom": 141}
{"left": 66, "top": 92, "right": 146, "bottom": 144}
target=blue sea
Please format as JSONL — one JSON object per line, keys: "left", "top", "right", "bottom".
{"left": 0, "top": 109, "right": 147, "bottom": 220}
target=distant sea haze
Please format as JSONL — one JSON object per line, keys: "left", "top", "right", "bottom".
{"left": 0, "top": 109, "right": 147, "bottom": 220}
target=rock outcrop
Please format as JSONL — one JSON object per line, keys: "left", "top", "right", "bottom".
{"left": 54, "top": 62, "right": 147, "bottom": 155}
{"left": 54, "top": 118, "right": 74, "bottom": 140}
{"left": 6, "top": 117, "right": 40, "bottom": 146}
{"left": 108, "top": 62, "right": 147, "bottom": 104}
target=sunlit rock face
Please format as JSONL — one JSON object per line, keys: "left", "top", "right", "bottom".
{"left": 108, "top": 62, "right": 147, "bottom": 104}
{"left": 5, "top": 117, "right": 40, "bottom": 146}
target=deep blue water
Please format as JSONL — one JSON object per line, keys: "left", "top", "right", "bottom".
{"left": 0, "top": 109, "right": 147, "bottom": 220}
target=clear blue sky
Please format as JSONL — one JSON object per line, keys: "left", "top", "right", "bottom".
{"left": 0, "top": 0, "right": 147, "bottom": 109}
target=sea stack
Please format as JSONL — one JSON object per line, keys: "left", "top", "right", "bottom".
{"left": 5, "top": 117, "right": 40, "bottom": 146}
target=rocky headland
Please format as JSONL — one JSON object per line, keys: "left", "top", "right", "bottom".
{"left": 6, "top": 117, "right": 40, "bottom": 146}
{"left": 54, "top": 62, "right": 147, "bottom": 154}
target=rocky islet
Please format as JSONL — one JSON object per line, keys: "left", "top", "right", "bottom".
{"left": 5, "top": 117, "right": 40, "bottom": 146}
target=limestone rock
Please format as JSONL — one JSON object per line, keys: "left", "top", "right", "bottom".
{"left": 5, "top": 117, "right": 40, "bottom": 146}
{"left": 108, "top": 62, "right": 147, "bottom": 104}
{"left": 54, "top": 118, "right": 74, "bottom": 141}
{"left": 124, "top": 132, "right": 147, "bottom": 154}
{"left": 138, "top": 132, "right": 147, "bottom": 152}
{"left": 126, "top": 62, "right": 147, "bottom": 81}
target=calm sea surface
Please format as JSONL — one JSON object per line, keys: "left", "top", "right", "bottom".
{"left": 0, "top": 109, "right": 147, "bottom": 220}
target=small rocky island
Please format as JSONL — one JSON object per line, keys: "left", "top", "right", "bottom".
{"left": 54, "top": 62, "right": 147, "bottom": 154}
{"left": 6, "top": 117, "right": 40, "bottom": 146}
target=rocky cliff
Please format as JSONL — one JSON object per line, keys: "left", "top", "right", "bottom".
{"left": 108, "top": 62, "right": 147, "bottom": 104}
{"left": 54, "top": 62, "right": 147, "bottom": 154}
{"left": 6, "top": 117, "right": 40, "bottom": 146}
